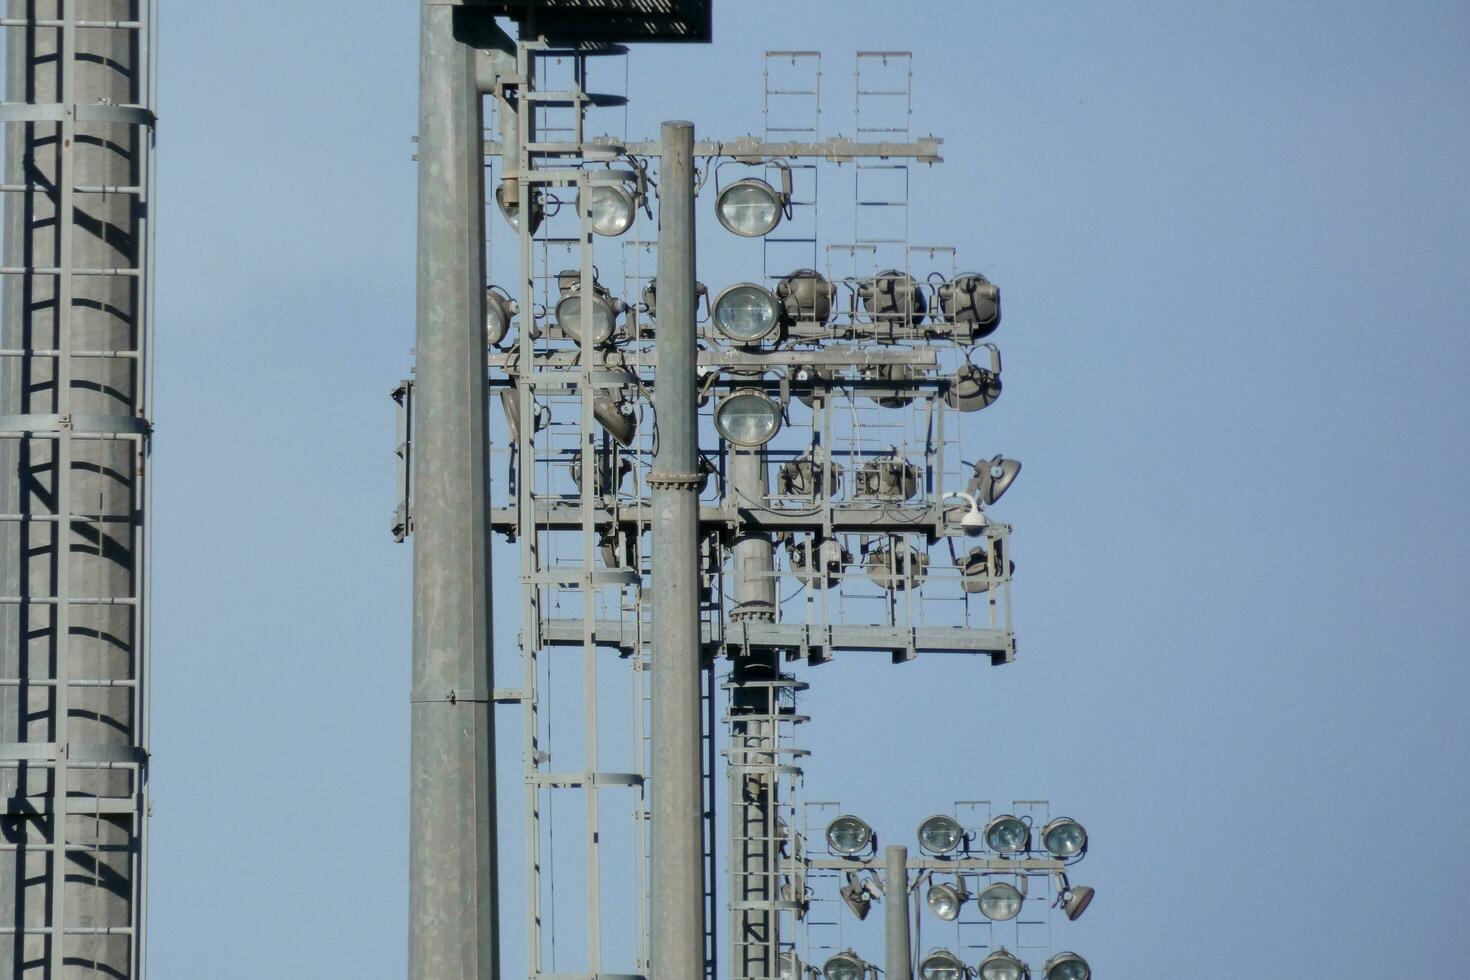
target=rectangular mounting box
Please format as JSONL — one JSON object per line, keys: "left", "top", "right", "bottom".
{"left": 445, "top": 0, "right": 712, "bottom": 43}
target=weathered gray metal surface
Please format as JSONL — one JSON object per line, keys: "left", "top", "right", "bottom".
{"left": 884, "top": 845, "right": 912, "bottom": 980}
{"left": 649, "top": 119, "right": 705, "bottom": 980}
{"left": 1, "top": 2, "right": 155, "bottom": 975}
{"left": 408, "top": 6, "right": 501, "bottom": 978}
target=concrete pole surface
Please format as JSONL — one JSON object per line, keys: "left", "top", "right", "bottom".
{"left": 649, "top": 119, "right": 706, "bottom": 980}
{"left": 408, "top": 5, "right": 498, "bottom": 978}
{"left": 2, "top": 2, "right": 142, "bottom": 975}
{"left": 884, "top": 845, "right": 912, "bottom": 980}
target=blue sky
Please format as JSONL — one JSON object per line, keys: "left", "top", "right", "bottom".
{"left": 153, "top": 2, "right": 1469, "bottom": 976}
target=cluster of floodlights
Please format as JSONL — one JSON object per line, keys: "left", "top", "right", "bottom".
{"left": 782, "top": 948, "right": 1091, "bottom": 980}
{"left": 827, "top": 812, "right": 1087, "bottom": 863}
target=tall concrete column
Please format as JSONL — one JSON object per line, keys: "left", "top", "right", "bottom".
{"left": 2, "top": 2, "right": 146, "bottom": 975}
{"left": 649, "top": 119, "right": 705, "bottom": 980}
{"left": 884, "top": 845, "right": 912, "bottom": 980}
{"left": 408, "top": 4, "right": 498, "bottom": 978}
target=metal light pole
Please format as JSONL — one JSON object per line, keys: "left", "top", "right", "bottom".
{"left": 408, "top": 4, "right": 498, "bottom": 977}
{"left": 884, "top": 845, "right": 912, "bottom": 980}
{"left": 649, "top": 118, "right": 706, "bottom": 980}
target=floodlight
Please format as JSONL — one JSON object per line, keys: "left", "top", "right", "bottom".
{"left": 864, "top": 543, "right": 927, "bottom": 592}
{"left": 977, "top": 881, "right": 1024, "bottom": 922}
{"left": 780, "top": 952, "right": 808, "bottom": 980}
{"left": 495, "top": 181, "right": 543, "bottom": 235}
{"left": 969, "top": 455, "right": 1022, "bottom": 506}
{"left": 983, "top": 815, "right": 1029, "bottom": 854}
{"left": 789, "top": 537, "right": 850, "bottom": 589}
{"left": 500, "top": 385, "right": 548, "bottom": 444}
{"left": 861, "top": 363, "right": 916, "bottom": 407}
{"left": 792, "top": 364, "right": 833, "bottom": 407}
{"left": 961, "top": 542, "right": 1014, "bottom": 595}
{"left": 640, "top": 277, "right": 707, "bottom": 324}
{"left": 944, "top": 364, "right": 1002, "bottom": 413}
{"left": 713, "top": 282, "right": 782, "bottom": 344}
{"left": 569, "top": 449, "right": 632, "bottom": 497}
{"left": 716, "top": 169, "right": 791, "bottom": 237}
{"left": 917, "top": 814, "right": 966, "bottom": 855}
{"left": 856, "top": 456, "right": 920, "bottom": 501}
{"left": 839, "top": 871, "right": 881, "bottom": 920}
{"left": 1057, "top": 885, "right": 1094, "bottom": 922}
{"left": 822, "top": 951, "right": 869, "bottom": 980}
{"left": 580, "top": 182, "right": 640, "bottom": 237}
{"left": 485, "top": 287, "right": 516, "bottom": 347}
{"left": 825, "top": 814, "right": 874, "bottom": 857}
{"left": 1042, "top": 953, "right": 1089, "bottom": 980}
{"left": 593, "top": 394, "right": 636, "bottom": 447}
{"left": 1040, "top": 818, "right": 1087, "bottom": 859}
{"left": 857, "top": 269, "right": 927, "bottom": 330}
{"left": 919, "top": 950, "right": 967, "bottom": 980}
{"left": 941, "top": 492, "right": 989, "bottom": 535}
{"left": 715, "top": 389, "right": 782, "bottom": 448}
{"left": 978, "top": 950, "right": 1030, "bottom": 980}
{"left": 938, "top": 273, "right": 1002, "bottom": 339}
{"left": 777, "top": 269, "right": 836, "bottom": 325}
{"left": 778, "top": 451, "right": 843, "bottom": 498}
{"left": 554, "top": 273, "right": 624, "bottom": 347}
{"left": 925, "top": 882, "right": 966, "bottom": 922}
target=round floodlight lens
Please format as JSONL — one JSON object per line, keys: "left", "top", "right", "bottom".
{"left": 780, "top": 952, "right": 802, "bottom": 980}
{"left": 824, "top": 815, "right": 873, "bottom": 857}
{"left": 584, "top": 184, "right": 636, "bottom": 237}
{"left": 823, "top": 953, "right": 866, "bottom": 980}
{"left": 715, "top": 389, "right": 782, "bottom": 448}
{"left": 1043, "top": 954, "right": 1089, "bottom": 980}
{"left": 1041, "top": 818, "right": 1087, "bottom": 858}
{"left": 556, "top": 294, "right": 616, "bottom": 346}
{"left": 984, "top": 815, "right": 1028, "bottom": 854}
{"left": 919, "top": 952, "right": 965, "bottom": 980}
{"left": 713, "top": 283, "right": 781, "bottom": 343}
{"left": 979, "top": 951, "right": 1028, "bottom": 980}
{"left": 978, "top": 882, "right": 1023, "bottom": 921}
{"left": 918, "top": 814, "right": 964, "bottom": 855}
{"left": 717, "top": 179, "right": 782, "bottom": 237}
{"left": 926, "top": 884, "right": 962, "bottom": 922}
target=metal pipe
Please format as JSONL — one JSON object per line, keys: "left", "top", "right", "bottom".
{"left": 650, "top": 119, "right": 705, "bottom": 980}
{"left": 884, "top": 845, "right": 912, "bottom": 980}
{"left": 408, "top": 5, "right": 498, "bottom": 978}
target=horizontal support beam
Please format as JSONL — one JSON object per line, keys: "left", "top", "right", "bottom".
{"left": 806, "top": 856, "right": 1069, "bottom": 872}
{"left": 485, "top": 135, "right": 942, "bottom": 163}
{"left": 491, "top": 502, "right": 994, "bottom": 535}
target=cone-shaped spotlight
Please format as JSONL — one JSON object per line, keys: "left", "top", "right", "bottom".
{"left": 977, "top": 881, "right": 1024, "bottom": 921}
{"left": 1040, "top": 817, "right": 1087, "bottom": 859}
{"left": 919, "top": 950, "right": 966, "bottom": 980}
{"left": 485, "top": 287, "right": 515, "bottom": 347}
{"left": 495, "top": 181, "right": 543, "bottom": 235}
{"left": 917, "top": 814, "right": 965, "bottom": 855}
{"left": 838, "top": 874, "right": 874, "bottom": 921}
{"left": 716, "top": 175, "right": 789, "bottom": 237}
{"left": 713, "top": 282, "right": 782, "bottom": 344}
{"left": 858, "top": 269, "right": 927, "bottom": 330}
{"left": 500, "top": 385, "right": 548, "bottom": 444}
{"left": 939, "top": 272, "right": 1002, "bottom": 339}
{"left": 777, "top": 269, "right": 836, "bottom": 326}
{"left": 580, "top": 183, "right": 639, "bottom": 237}
{"left": 825, "top": 814, "right": 874, "bottom": 857}
{"left": 823, "top": 951, "right": 869, "bottom": 980}
{"left": 856, "top": 456, "right": 920, "bottom": 501}
{"left": 970, "top": 455, "right": 1022, "bottom": 505}
{"left": 978, "top": 950, "right": 1030, "bottom": 980}
{"left": 715, "top": 388, "right": 782, "bottom": 447}
{"left": 864, "top": 543, "right": 927, "bottom": 592}
{"left": 1042, "top": 953, "right": 1090, "bottom": 980}
{"left": 925, "top": 882, "right": 966, "bottom": 922}
{"left": 945, "top": 364, "right": 1002, "bottom": 412}
{"left": 778, "top": 451, "right": 843, "bottom": 498}
{"left": 593, "top": 394, "right": 636, "bottom": 447}
{"left": 984, "top": 815, "right": 1029, "bottom": 854}
{"left": 1059, "top": 885, "right": 1094, "bottom": 922}
{"left": 789, "top": 538, "right": 849, "bottom": 590}
{"left": 962, "top": 541, "right": 1014, "bottom": 595}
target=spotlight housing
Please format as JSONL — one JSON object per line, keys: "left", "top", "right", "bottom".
{"left": 778, "top": 450, "right": 843, "bottom": 498}
{"left": 569, "top": 449, "right": 632, "bottom": 497}
{"left": 857, "top": 269, "right": 927, "bottom": 333}
{"left": 925, "top": 882, "right": 967, "bottom": 922}
{"left": 919, "top": 950, "right": 967, "bottom": 980}
{"left": 938, "top": 272, "right": 1002, "bottom": 340}
{"left": 864, "top": 543, "right": 928, "bottom": 592}
{"left": 978, "top": 950, "right": 1030, "bottom": 980}
{"left": 824, "top": 815, "right": 874, "bottom": 857}
{"left": 580, "top": 182, "right": 640, "bottom": 237}
{"left": 1040, "top": 817, "right": 1087, "bottom": 859}
{"left": 856, "top": 456, "right": 920, "bottom": 501}
{"left": 591, "top": 369, "right": 638, "bottom": 448}
{"left": 713, "top": 282, "right": 782, "bottom": 344}
{"left": 977, "top": 881, "right": 1024, "bottom": 922}
{"left": 716, "top": 171, "right": 791, "bottom": 237}
{"left": 485, "top": 287, "right": 516, "bottom": 347}
{"left": 715, "top": 388, "right": 783, "bottom": 448}
{"left": 983, "top": 815, "right": 1029, "bottom": 854}
{"left": 1058, "top": 885, "right": 1094, "bottom": 922}
{"left": 495, "top": 182, "right": 543, "bottom": 235}
{"left": 969, "top": 455, "right": 1022, "bottom": 506}
{"left": 777, "top": 269, "right": 836, "bottom": 326}
{"left": 1042, "top": 953, "right": 1090, "bottom": 980}
{"left": 961, "top": 541, "right": 1014, "bottom": 595}
{"left": 917, "top": 814, "right": 966, "bottom": 855}
{"left": 822, "top": 951, "right": 870, "bottom": 980}
{"left": 944, "top": 363, "right": 1003, "bottom": 413}
{"left": 780, "top": 952, "right": 807, "bottom": 980}
{"left": 554, "top": 273, "right": 624, "bottom": 347}
{"left": 788, "top": 537, "right": 850, "bottom": 590}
